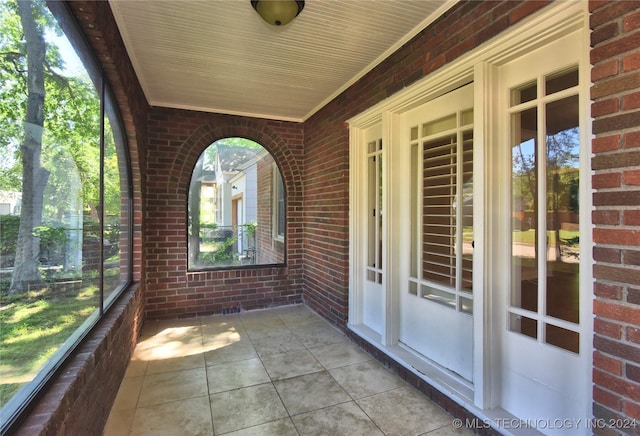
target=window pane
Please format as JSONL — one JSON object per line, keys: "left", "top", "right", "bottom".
{"left": 545, "top": 96, "right": 580, "bottom": 325}
{"left": 461, "top": 130, "right": 473, "bottom": 293}
{"left": 545, "top": 323, "right": 579, "bottom": 353}
{"left": 511, "top": 107, "right": 537, "bottom": 312}
{"left": 103, "top": 95, "right": 131, "bottom": 305}
{"left": 423, "top": 135, "right": 456, "bottom": 287}
{"left": 511, "top": 80, "right": 537, "bottom": 106}
{"left": 545, "top": 67, "right": 578, "bottom": 96}
{"left": 509, "top": 313, "right": 537, "bottom": 339}
{"left": 188, "top": 139, "right": 285, "bottom": 268}
{"left": 423, "top": 114, "right": 456, "bottom": 136}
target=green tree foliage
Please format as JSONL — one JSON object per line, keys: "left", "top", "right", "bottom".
{"left": 0, "top": 0, "right": 115, "bottom": 292}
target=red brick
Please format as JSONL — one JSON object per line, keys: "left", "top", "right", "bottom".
{"left": 630, "top": 288, "right": 640, "bottom": 305}
{"left": 593, "top": 134, "right": 622, "bottom": 153}
{"left": 626, "top": 131, "right": 640, "bottom": 148}
{"left": 593, "top": 172, "right": 622, "bottom": 189}
{"left": 594, "top": 385, "right": 622, "bottom": 411}
{"left": 591, "top": 22, "right": 619, "bottom": 47}
{"left": 593, "top": 110, "right": 640, "bottom": 134}
{"left": 591, "top": 1, "right": 640, "bottom": 30}
{"left": 593, "top": 189, "right": 640, "bottom": 206}
{"left": 624, "top": 400, "right": 640, "bottom": 420}
{"left": 594, "top": 246, "right": 621, "bottom": 263}
{"left": 625, "top": 169, "right": 640, "bottom": 185}
{"left": 623, "top": 52, "right": 640, "bottom": 72}
{"left": 594, "top": 228, "right": 640, "bottom": 246}
{"left": 596, "top": 300, "right": 640, "bottom": 325}
{"left": 595, "top": 282, "right": 623, "bottom": 300}
{"left": 628, "top": 364, "right": 640, "bottom": 383}
{"left": 594, "top": 264, "right": 640, "bottom": 286}
{"left": 629, "top": 327, "right": 640, "bottom": 344}
{"left": 592, "top": 98, "right": 619, "bottom": 117}
{"left": 623, "top": 10, "right": 640, "bottom": 32}
{"left": 595, "top": 318, "right": 623, "bottom": 339}
{"left": 509, "top": 1, "right": 551, "bottom": 25}
{"left": 593, "top": 209, "right": 621, "bottom": 225}
{"left": 592, "top": 71, "right": 640, "bottom": 99}
{"left": 625, "top": 211, "right": 640, "bottom": 226}
{"left": 624, "top": 250, "right": 640, "bottom": 266}
{"left": 623, "top": 91, "right": 640, "bottom": 110}
{"left": 595, "top": 351, "right": 624, "bottom": 375}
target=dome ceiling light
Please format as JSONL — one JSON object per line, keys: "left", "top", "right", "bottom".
{"left": 251, "top": 0, "right": 305, "bottom": 26}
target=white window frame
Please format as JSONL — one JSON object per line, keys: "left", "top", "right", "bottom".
{"left": 272, "top": 163, "right": 285, "bottom": 242}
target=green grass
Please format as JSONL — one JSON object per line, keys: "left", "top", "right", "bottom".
{"left": 512, "top": 229, "right": 579, "bottom": 245}
{"left": 0, "top": 282, "right": 99, "bottom": 408}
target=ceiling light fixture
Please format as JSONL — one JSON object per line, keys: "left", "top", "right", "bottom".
{"left": 251, "top": 0, "right": 305, "bottom": 26}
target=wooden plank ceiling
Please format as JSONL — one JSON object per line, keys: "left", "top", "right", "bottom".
{"left": 109, "top": 0, "right": 455, "bottom": 122}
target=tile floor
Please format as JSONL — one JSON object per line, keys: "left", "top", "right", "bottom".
{"left": 104, "top": 304, "right": 472, "bottom": 436}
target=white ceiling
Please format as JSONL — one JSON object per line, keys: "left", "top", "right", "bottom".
{"left": 109, "top": 0, "right": 455, "bottom": 122}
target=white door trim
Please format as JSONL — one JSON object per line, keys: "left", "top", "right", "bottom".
{"left": 347, "top": 0, "right": 591, "bottom": 427}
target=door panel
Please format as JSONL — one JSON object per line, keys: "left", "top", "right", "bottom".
{"left": 400, "top": 84, "right": 474, "bottom": 382}
{"left": 498, "top": 30, "right": 588, "bottom": 426}
{"left": 363, "top": 124, "right": 384, "bottom": 335}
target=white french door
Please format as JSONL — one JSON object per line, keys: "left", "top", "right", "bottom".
{"left": 348, "top": 3, "right": 589, "bottom": 427}
{"left": 350, "top": 123, "right": 385, "bottom": 336}
{"left": 363, "top": 125, "right": 384, "bottom": 334}
{"left": 398, "top": 84, "right": 474, "bottom": 382}
{"left": 495, "top": 30, "right": 590, "bottom": 426}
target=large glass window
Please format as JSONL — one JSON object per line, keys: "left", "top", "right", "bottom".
{"left": 509, "top": 67, "right": 580, "bottom": 353}
{"left": 0, "top": 0, "right": 131, "bottom": 430}
{"left": 188, "top": 138, "right": 285, "bottom": 269}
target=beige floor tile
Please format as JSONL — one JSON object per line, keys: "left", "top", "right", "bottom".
{"left": 203, "top": 338, "right": 257, "bottom": 366}
{"left": 294, "top": 324, "right": 347, "bottom": 348}
{"left": 250, "top": 332, "right": 306, "bottom": 358}
{"left": 261, "top": 349, "right": 324, "bottom": 381}
{"left": 111, "top": 375, "right": 144, "bottom": 411}
{"left": 292, "top": 401, "right": 384, "bottom": 436}
{"left": 309, "top": 341, "right": 372, "bottom": 370}
{"left": 222, "top": 418, "right": 299, "bottom": 436}
{"left": 129, "top": 396, "right": 213, "bottom": 436}
{"left": 274, "top": 371, "right": 351, "bottom": 416}
{"left": 105, "top": 306, "right": 467, "bottom": 436}
{"left": 124, "top": 358, "right": 147, "bottom": 378}
{"left": 141, "top": 327, "right": 204, "bottom": 361}
{"left": 137, "top": 367, "right": 208, "bottom": 408}
{"left": 273, "top": 304, "right": 321, "bottom": 327}
{"left": 244, "top": 323, "right": 291, "bottom": 341}
{"left": 146, "top": 352, "right": 205, "bottom": 375}
{"left": 356, "top": 385, "right": 452, "bottom": 436}
{"left": 209, "top": 383, "right": 288, "bottom": 434}
{"left": 330, "top": 360, "right": 405, "bottom": 399}
{"left": 201, "top": 319, "right": 246, "bottom": 346}
{"left": 240, "top": 312, "right": 286, "bottom": 329}
{"left": 104, "top": 407, "right": 135, "bottom": 436}
{"left": 206, "top": 357, "right": 270, "bottom": 394}
{"left": 424, "top": 423, "right": 476, "bottom": 435}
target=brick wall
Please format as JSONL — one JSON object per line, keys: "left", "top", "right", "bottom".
{"left": 590, "top": 0, "right": 640, "bottom": 427}
{"left": 302, "top": 0, "right": 552, "bottom": 328}
{"left": 145, "top": 109, "right": 305, "bottom": 318}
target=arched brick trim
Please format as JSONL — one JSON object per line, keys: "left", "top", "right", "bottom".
{"left": 171, "top": 121, "right": 302, "bottom": 205}
{"left": 145, "top": 108, "right": 304, "bottom": 319}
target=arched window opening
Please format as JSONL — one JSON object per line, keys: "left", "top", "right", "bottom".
{"left": 189, "top": 138, "right": 285, "bottom": 269}
{"left": 0, "top": 0, "right": 132, "bottom": 431}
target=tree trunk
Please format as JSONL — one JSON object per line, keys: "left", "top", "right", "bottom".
{"left": 9, "top": 1, "right": 49, "bottom": 294}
